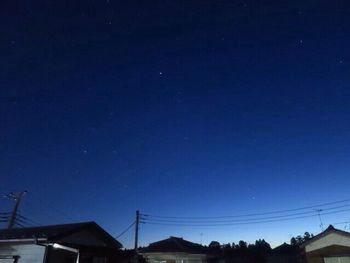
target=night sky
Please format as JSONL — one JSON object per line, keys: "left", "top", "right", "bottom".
{"left": 1, "top": 0, "right": 350, "bottom": 248}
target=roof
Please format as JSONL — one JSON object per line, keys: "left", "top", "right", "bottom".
{"left": 141, "top": 236, "right": 205, "bottom": 254}
{"left": 274, "top": 243, "right": 292, "bottom": 251}
{"left": 272, "top": 243, "right": 299, "bottom": 254}
{"left": 0, "top": 221, "right": 122, "bottom": 249}
{"left": 301, "top": 225, "right": 350, "bottom": 248}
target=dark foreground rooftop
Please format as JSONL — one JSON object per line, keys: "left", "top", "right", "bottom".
{"left": 141, "top": 236, "right": 205, "bottom": 254}
{"left": 0, "top": 221, "right": 122, "bottom": 249}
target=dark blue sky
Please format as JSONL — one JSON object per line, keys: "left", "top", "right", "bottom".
{"left": 1, "top": 0, "right": 350, "bottom": 248}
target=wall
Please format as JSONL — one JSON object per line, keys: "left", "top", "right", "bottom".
{"left": 142, "top": 253, "right": 207, "bottom": 263}
{"left": 305, "top": 234, "right": 350, "bottom": 253}
{"left": 0, "top": 243, "right": 46, "bottom": 263}
{"left": 305, "top": 245, "right": 350, "bottom": 263}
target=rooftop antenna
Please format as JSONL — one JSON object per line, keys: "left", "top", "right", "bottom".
{"left": 200, "top": 233, "right": 203, "bottom": 245}
{"left": 315, "top": 209, "right": 324, "bottom": 231}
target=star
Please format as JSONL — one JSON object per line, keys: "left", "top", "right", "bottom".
{"left": 159, "top": 71, "right": 163, "bottom": 75}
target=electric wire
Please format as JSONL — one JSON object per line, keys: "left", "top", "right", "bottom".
{"left": 141, "top": 204, "right": 350, "bottom": 224}
{"left": 333, "top": 220, "right": 350, "bottom": 226}
{"left": 14, "top": 221, "right": 25, "bottom": 228}
{"left": 141, "top": 198, "right": 350, "bottom": 219}
{"left": 14, "top": 218, "right": 31, "bottom": 227}
{"left": 15, "top": 216, "right": 36, "bottom": 227}
{"left": 116, "top": 221, "right": 135, "bottom": 238}
{"left": 141, "top": 207, "right": 350, "bottom": 227}
{"left": 16, "top": 213, "right": 41, "bottom": 226}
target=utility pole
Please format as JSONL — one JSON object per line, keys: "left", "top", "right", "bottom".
{"left": 134, "top": 210, "right": 140, "bottom": 263}
{"left": 6, "top": 191, "right": 27, "bottom": 229}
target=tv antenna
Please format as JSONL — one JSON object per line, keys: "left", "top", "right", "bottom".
{"left": 315, "top": 209, "right": 324, "bottom": 231}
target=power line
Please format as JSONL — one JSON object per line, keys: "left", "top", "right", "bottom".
{"left": 14, "top": 221, "right": 26, "bottom": 228}
{"left": 14, "top": 215, "right": 41, "bottom": 227}
{"left": 333, "top": 220, "right": 350, "bottom": 226}
{"left": 141, "top": 207, "right": 350, "bottom": 227}
{"left": 0, "top": 212, "right": 41, "bottom": 228}
{"left": 16, "top": 213, "right": 41, "bottom": 226}
{"left": 5, "top": 191, "right": 27, "bottom": 229}
{"left": 141, "top": 204, "right": 350, "bottom": 224}
{"left": 14, "top": 217, "right": 32, "bottom": 227}
{"left": 116, "top": 221, "right": 136, "bottom": 238}
{"left": 141, "top": 198, "right": 350, "bottom": 219}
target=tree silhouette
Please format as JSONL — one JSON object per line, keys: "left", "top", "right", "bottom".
{"left": 290, "top": 232, "right": 314, "bottom": 245}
